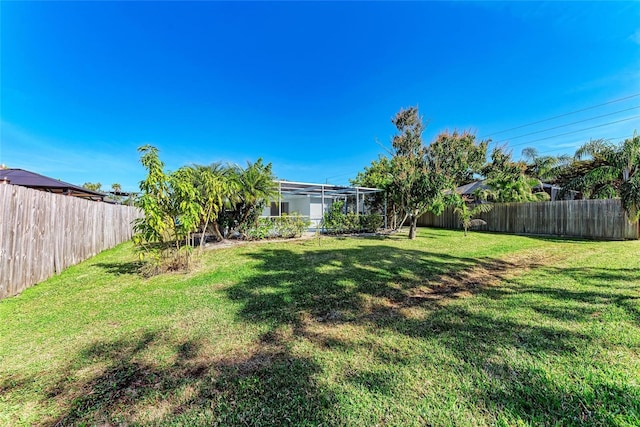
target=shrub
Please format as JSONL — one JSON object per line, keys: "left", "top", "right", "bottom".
{"left": 323, "top": 201, "right": 346, "bottom": 234}
{"left": 344, "top": 212, "right": 360, "bottom": 232}
{"left": 274, "top": 213, "right": 311, "bottom": 238}
{"left": 323, "top": 201, "right": 384, "bottom": 234}
{"left": 244, "top": 218, "right": 274, "bottom": 240}
{"left": 137, "top": 244, "right": 194, "bottom": 277}
{"left": 244, "top": 213, "right": 311, "bottom": 240}
{"left": 360, "top": 213, "right": 384, "bottom": 232}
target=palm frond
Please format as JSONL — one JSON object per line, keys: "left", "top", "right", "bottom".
{"left": 470, "top": 203, "right": 493, "bottom": 215}
{"left": 581, "top": 165, "right": 620, "bottom": 188}
{"left": 621, "top": 174, "right": 640, "bottom": 222}
{"left": 575, "top": 139, "right": 609, "bottom": 161}
{"left": 521, "top": 147, "right": 538, "bottom": 162}
{"left": 591, "top": 184, "right": 618, "bottom": 199}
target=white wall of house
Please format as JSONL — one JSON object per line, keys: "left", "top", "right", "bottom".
{"left": 309, "top": 197, "right": 327, "bottom": 228}
{"left": 288, "top": 196, "right": 310, "bottom": 216}
{"left": 261, "top": 195, "right": 336, "bottom": 230}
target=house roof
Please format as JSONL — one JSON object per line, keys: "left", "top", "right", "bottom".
{"left": 276, "top": 180, "right": 382, "bottom": 198}
{"left": 0, "top": 168, "right": 107, "bottom": 200}
{"left": 456, "top": 180, "right": 489, "bottom": 196}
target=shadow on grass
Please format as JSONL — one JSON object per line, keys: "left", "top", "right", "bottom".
{"left": 15, "top": 330, "right": 336, "bottom": 426}
{"left": 8, "top": 240, "right": 638, "bottom": 425}
{"left": 480, "top": 361, "right": 640, "bottom": 425}
{"left": 523, "top": 266, "right": 640, "bottom": 326}
{"left": 93, "top": 261, "right": 144, "bottom": 276}
{"left": 224, "top": 242, "right": 640, "bottom": 425}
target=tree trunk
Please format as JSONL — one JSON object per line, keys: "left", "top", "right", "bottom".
{"left": 211, "top": 221, "right": 224, "bottom": 241}
{"left": 408, "top": 216, "right": 418, "bottom": 239}
{"left": 396, "top": 212, "right": 409, "bottom": 231}
{"left": 236, "top": 203, "right": 255, "bottom": 232}
{"left": 200, "top": 207, "right": 212, "bottom": 250}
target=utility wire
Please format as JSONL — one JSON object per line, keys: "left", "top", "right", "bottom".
{"left": 534, "top": 135, "right": 632, "bottom": 156}
{"left": 479, "top": 93, "right": 640, "bottom": 139}
{"left": 324, "top": 170, "right": 358, "bottom": 184}
{"left": 495, "top": 115, "right": 640, "bottom": 151}
{"left": 490, "top": 105, "right": 640, "bottom": 145}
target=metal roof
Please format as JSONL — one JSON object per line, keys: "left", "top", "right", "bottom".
{"left": 455, "top": 180, "right": 489, "bottom": 195}
{"left": 0, "top": 168, "right": 107, "bottom": 200}
{"left": 276, "top": 180, "right": 382, "bottom": 197}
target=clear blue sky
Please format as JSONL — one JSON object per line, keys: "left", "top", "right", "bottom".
{"left": 2, "top": 1, "right": 639, "bottom": 191}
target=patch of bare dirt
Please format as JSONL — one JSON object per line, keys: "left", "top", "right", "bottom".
{"left": 400, "top": 250, "right": 563, "bottom": 306}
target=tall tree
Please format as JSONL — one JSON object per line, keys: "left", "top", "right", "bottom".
{"left": 427, "top": 130, "right": 488, "bottom": 187}
{"left": 564, "top": 132, "right": 640, "bottom": 221}
{"left": 390, "top": 106, "right": 448, "bottom": 239}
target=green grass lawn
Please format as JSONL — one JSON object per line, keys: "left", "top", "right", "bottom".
{"left": 1, "top": 228, "right": 639, "bottom": 426}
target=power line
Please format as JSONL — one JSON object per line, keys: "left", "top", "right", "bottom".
{"left": 479, "top": 93, "right": 640, "bottom": 139}
{"left": 534, "top": 135, "right": 632, "bottom": 156}
{"left": 324, "top": 170, "right": 358, "bottom": 184}
{"left": 490, "top": 105, "right": 640, "bottom": 145}
{"left": 495, "top": 115, "right": 640, "bottom": 151}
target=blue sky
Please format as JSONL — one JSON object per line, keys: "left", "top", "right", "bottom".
{"left": 2, "top": 1, "right": 639, "bottom": 191}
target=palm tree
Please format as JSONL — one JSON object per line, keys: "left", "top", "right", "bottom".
{"left": 211, "top": 159, "right": 277, "bottom": 237}
{"left": 453, "top": 196, "right": 493, "bottom": 236}
{"left": 478, "top": 147, "right": 550, "bottom": 203}
{"left": 521, "top": 147, "right": 572, "bottom": 182}
{"left": 234, "top": 158, "right": 278, "bottom": 230}
{"left": 567, "top": 132, "right": 640, "bottom": 221}
{"left": 110, "top": 183, "right": 123, "bottom": 203}
{"left": 477, "top": 173, "right": 549, "bottom": 203}
{"left": 83, "top": 182, "right": 102, "bottom": 192}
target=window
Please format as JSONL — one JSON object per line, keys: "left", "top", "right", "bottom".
{"left": 270, "top": 201, "right": 289, "bottom": 216}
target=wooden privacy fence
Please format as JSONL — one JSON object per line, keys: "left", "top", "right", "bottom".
{"left": 417, "top": 198, "right": 639, "bottom": 240}
{"left": 0, "top": 184, "right": 143, "bottom": 300}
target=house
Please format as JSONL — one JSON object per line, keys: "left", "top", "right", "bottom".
{"left": 0, "top": 168, "right": 108, "bottom": 201}
{"left": 536, "top": 183, "right": 581, "bottom": 201}
{"left": 261, "top": 180, "right": 384, "bottom": 230}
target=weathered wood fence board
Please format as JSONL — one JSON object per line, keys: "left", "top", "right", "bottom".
{"left": 417, "top": 199, "right": 639, "bottom": 240}
{"left": 0, "top": 184, "right": 142, "bottom": 300}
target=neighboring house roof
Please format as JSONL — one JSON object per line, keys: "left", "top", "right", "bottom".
{"left": 0, "top": 168, "right": 107, "bottom": 201}
{"left": 456, "top": 180, "right": 489, "bottom": 196}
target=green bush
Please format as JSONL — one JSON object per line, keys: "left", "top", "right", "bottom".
{"left": 344, "top": 212, "right": 360, "bottom": 232}
{"left": 274, "top": 213, "right": 311, "bottom": 238}
{"left": 244, "top": 218, "right": 274, "bottom": 240}
{"left": 244, "top": 213, "right": 311, "bottom": 240}
{"left": 323, "top": 201, "right": 346, "bottom": 234}
{"left": 323, "top": 201, "right": 383, "bottom": 234}
{"left": 360, "top": 213, "right": 384, "bottom": 232}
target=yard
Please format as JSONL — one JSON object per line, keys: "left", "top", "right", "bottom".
{"left": 1, "top": 228, "right": 639, "bottom": 426}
